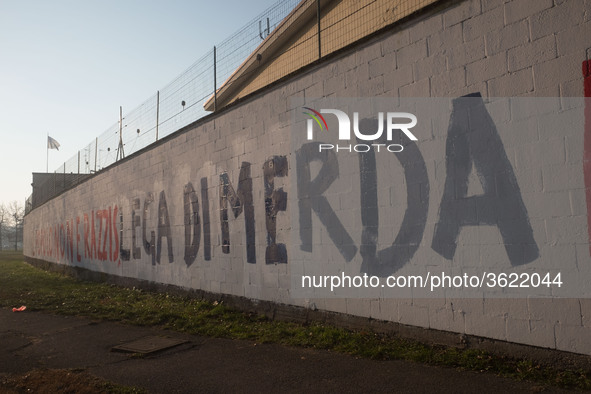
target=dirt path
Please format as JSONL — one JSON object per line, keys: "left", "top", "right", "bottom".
{"left": 0, "top": 308, "right": 566, "bottom": 393}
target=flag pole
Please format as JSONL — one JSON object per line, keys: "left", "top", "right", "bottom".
{"left": 46, "top": 133, "right": 49, "bottom": 172}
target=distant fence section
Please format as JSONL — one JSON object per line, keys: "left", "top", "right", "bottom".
{"left": 26, "top": 0, "right": 437, "bottom": 214}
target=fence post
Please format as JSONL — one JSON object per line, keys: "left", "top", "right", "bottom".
{"left": 317, "top": 0, "right": 321, "bottom": 59}
{"left": 156, "top": 90, "right": 160, "bottom": 141}
{"left": 117, "top": 106, "right": 125, "bottom": 160}
{"left": 94, "top": 137, "right": 98, "bottom": 173}
{"left": 214, "top": 46, "right": 217, "bottom": 111}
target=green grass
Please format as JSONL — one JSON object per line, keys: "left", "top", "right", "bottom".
{"left": 1, "top": 251, "right": 590, "bottom": 390}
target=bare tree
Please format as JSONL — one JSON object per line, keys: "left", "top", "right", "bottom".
{"left": 0, "top": 203, "right": 6, "bottom": 251}
{"left": 7, "top": 201, "right": 24, "bottom": 251}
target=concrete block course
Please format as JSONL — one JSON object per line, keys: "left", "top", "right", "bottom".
{"left": 507, "top": 35, "right": 557, "bottom": 73}
{"left": 23, "top": 0, "right": 591, "bottom": 356}
{"left": 487, "top": 67, "right": 534, "bottom": 96}
{"left": 462, "top": 6, "right": 504, "bottom": 43}
{"left": 503, "top": 0, "right": 553, "bottom": 25}
{"left": 484, "top": 20, "right": 530, "bottom": 56}
{"left": 446, "top": 37, "right": 486, "bottom": 70}
{"left": 442, "top": 0, "right": 481, "bottom": 28}
{"left": 413, "top": 56, "right": 445, "bottom": 86}
{"left": 408, "top": 14, "right": 443, "bottom": 43}
{"left": 533, "top": 54, "right": 584, "bottom": 92}
{"left": 426, "top": 23, "right": 462, "bottom": 56}
{"left": 530, "top": 2, "right": 586, "bottom": 41}
{"left": 556, "top": 20, "right": 591, "bottom": 57}
{"left": 466, "top": 51, "right": 507, "bottom": 86}
{"left": 397, "top": 38, "right": 429, "bottom": 67}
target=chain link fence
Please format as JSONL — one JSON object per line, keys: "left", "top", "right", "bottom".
{"left": 26, "top": 0, "right": 437, "bottom": 214}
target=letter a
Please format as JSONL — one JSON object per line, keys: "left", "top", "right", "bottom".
{"left": 432, "top": 93, "right": 538, "bottom": 265}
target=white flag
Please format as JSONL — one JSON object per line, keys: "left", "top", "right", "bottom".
{"left": 47, "top": 136, "right": 60, "bottom": 151}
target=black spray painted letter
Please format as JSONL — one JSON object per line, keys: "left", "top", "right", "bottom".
{"left": 431, "top": 93, "right": 538, "bottom": 265}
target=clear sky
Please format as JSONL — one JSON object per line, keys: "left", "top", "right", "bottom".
{"left": 0, "top": 0, "right": 280, "bottom": 206}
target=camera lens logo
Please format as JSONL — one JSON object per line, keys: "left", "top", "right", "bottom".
{"left": 303, "top": 107, "right": 418, "bottom": 153}
{"left": 302, "top": 107, "right": 328, "bottom": 139}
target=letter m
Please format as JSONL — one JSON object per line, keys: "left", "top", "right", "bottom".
{"left": 219, "top": 162, "right": 256, "bottom": 263}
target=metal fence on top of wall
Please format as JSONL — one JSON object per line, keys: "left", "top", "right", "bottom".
{"left": 26, "top": 0, "right": 436, "bottom": 215}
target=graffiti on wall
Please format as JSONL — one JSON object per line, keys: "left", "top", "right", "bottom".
{"left": 32, "top": 164, "right": 290, "bottom": 267}
{"left": 431, "top": 93, "right": 538, "bottom": 266}
{"left": 33, "top": 205, "right": 120, "bottom": 264}
{"left": 31, "top": 93, "right": 548, "bottom": 285}
{"left": 295, "top": 93, "right": 539, "bottom": 278}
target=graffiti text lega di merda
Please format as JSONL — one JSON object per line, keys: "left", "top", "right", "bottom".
{"left": 32, "top": 93, "right": 538, "bottom": 277}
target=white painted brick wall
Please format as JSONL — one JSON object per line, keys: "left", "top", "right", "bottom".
{"left": 23, "top": 0, "right": 591, "bottom": 355}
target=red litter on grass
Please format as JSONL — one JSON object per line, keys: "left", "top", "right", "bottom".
{"left": 12, "top": 306, "right": 26, "bottom": 312}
